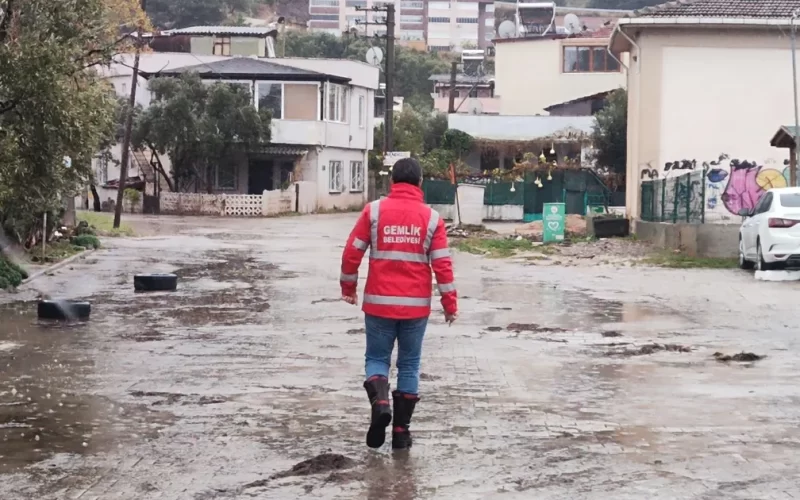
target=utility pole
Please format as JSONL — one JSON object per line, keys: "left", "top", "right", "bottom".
{"left": 355, "top": 3, "right": 396, "bottom": 154}
{"left": 114, "top": 0, "right": 146, "bottom": 229}
{"left": 448, "top": 61, "right": 458, "bottom": 114}
{"left": 384, "top": 4, "right": 395, "bottom": 153}
{"left": 792, "top": 9, "right": 800, "bottom": 186}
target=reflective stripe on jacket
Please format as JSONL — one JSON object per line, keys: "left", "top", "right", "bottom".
{"left": 340, "top": 183, "right": 458, "bottom": 319}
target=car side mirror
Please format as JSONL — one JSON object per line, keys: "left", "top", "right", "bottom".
{"left": 738, "top": 208, "right": 752, "bottom": 217}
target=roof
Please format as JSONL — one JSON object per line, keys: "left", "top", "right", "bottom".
{"left": 771, "top": 125, "right": 800, "bottom": 148}
{"left": 494, "top": 26, "right": 614, "bottom": 44}
{"left": 250, "top": 145, "right": 310, "bottom": 156}
{"left": 633, "top": 0, "right": 800, "bottom": 19}
{"left": 142, "top": 57, "right": 350, "bottom": 84}
{"left": 429, "top": 74, "right": 494, "bottom": 85}
{"left": 433, "top": 97, "right": 502, "bottom": 115}
{"left": 544, "top": 90, "right": 614, "bottom": 111}
{"left": 448, "top": 114, "right": 594, "bottom": 141}
{"left": 161, "top": 26, "right": 277, "bottom": 36}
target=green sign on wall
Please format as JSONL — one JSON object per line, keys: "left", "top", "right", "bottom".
{"left": 543, "top": 202, "right": 566, "bottom": 243}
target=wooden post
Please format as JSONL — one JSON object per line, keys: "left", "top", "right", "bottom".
{"left": 791, "top": 146, "right": 797, "bottom": 188}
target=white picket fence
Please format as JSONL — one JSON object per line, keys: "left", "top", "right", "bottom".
{"left": 161, "top": 189, "right": 296, "bottom": 217}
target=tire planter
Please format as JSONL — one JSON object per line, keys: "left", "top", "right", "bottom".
{"left": 134, "top": 273, "right": 178, "bottom": 292}
{"left": 38, "top": 300, "right": 91, "bottom": 321}
{"left": 590, "top": 217, "right": 630, "bottom": 239}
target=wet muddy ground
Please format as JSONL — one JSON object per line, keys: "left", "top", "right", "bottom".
{"left": 2, "top": 213, "right": 800, "bottom": 499}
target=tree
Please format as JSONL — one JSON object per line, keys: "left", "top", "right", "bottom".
{"left": 146, "top": 0, "right": 254, "bottom": 29}
{"left": 283, "top": 31, "right": 450, "bottom": 110}
{"left": 590, "top": 88, "right": 627, "bottom": 175}
{"left": 0, "top": 0, "right": 147, "bottom": 246}
{"left": 133, "top": 73, "right": 272, "bottom": 192}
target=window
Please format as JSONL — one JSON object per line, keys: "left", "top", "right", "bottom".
{"left": 346, "top": 0, "right": 366, "bottom": 6}
{"left": 358, "top": 95, "right": 365, "bottom": 128}
{"left": 310, "top": 0, "right": 339, "bottom": 5}
{"left": 257, "top": 82, "right": 283, "bottom": 119}
{"left": 350, "top": 161, "right": 364, "bottom": 192}
{"left": 400, "top": 30, "right": 425, "bottom": 41}
{"left": 469, "top": 87, "right": 478, "bottom": 98}
{"left": 401, "top": 1, "right": 424, "bottom": 9}
{"left": 311, "top": 14, "right": 339, "bottom": 21}
{"left": 456, "top": 17, "right": 478, "bottom": 24}
{"left": 429, "top": 45, "right": 451, "bottom": 52}
{"left": 755, "top": 193, "right": 773, "bottom": 214}
{"left": 215, "top": 162, "right": 237, "bottom": 190}
{"left": 563, "top": 46, "right": 620, "bottom": 73}
{"left": 429, "top": 17, "right": 450, "bottom": 23}
{"left": 213, "top": 36, "right": 231, "bottom": 56}
{"left": 401, "top": 15, "right": 423, "bottom": 23}
{"left": 328, "top": 160, "right": 344, "bottom": 192}
{"left": 780, "top": 193, "right": 800, "bottom": 207}
{"left": 326, "top": 83, "right": 348, "bottom": 123}
{"left": 430, "top": 1, "right": 450, "bottom": 9}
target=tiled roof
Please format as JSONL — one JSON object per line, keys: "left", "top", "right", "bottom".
{"left": 635, "top": 0, "right": 800, "bottom": 18}
{"left": 162, "top": 26, "right": 277, "bottom": 36}
{"left": 147, "top": 58, "right": 350, "bottom": 83}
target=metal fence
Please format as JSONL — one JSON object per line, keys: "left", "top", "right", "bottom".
{"left": 640, "top": 170, "right": 706, "bottom": 223}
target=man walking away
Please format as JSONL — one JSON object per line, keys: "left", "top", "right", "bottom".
{"left": 340, "top": 158, "right": 458, "bottom": 450}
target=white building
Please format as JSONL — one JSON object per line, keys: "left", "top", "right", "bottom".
{"left": 99, "top": 52, "right": 379, "bottom": 212}
{"left": 609, "top": 0, "right": 800, "bottom": 223}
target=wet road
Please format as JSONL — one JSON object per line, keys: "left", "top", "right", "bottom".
{"left": 2, "top": 213, "right": 800, "bottom": 499}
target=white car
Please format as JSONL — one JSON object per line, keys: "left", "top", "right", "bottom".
{"left": 738, "top": 187, "right": 800, "bottom": 270}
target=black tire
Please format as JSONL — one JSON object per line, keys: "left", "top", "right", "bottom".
{"left": 134, "top": 273, "right": 178, "bottom": 292}
{"left": 738, "top": 236, "right": 754, "bottom": 270}
{"left": 757, "top": 240, "right": 774, "bottom": 271}
{"left": 38, "top": 300, "right": 91, "bottom": 321}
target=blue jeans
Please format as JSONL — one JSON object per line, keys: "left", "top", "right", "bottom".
{"left": 364, "top": 314, "right": 429, "bottom": 395}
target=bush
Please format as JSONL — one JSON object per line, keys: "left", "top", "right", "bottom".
{"left": 75, "top": 220, "right": 96, "bottom": 236}
{"left": 0, "top": 254, "right": 29, "bottom": 289}
{"left": 71, "top": 234, "right": 101, "bottom": 249}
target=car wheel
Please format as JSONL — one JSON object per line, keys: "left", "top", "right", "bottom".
{"left": 134, "top": 273, "right": 178, "bottom": 292}
{"left": 757, "top": 240, "right": 773, "bottom": 271}
{"left": 38, "top": 300, "right": 91, "bottom": 321}
{"left": 738, "top": 236, "right": 754, "bottom": 270}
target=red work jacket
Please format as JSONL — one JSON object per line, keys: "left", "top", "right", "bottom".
{"left": 340, "top": 183, "right": 458, "bottom": 320}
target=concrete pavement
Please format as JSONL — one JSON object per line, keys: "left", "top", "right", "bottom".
{"left": 1, "top": 213, "right": 800, "bottom": 499}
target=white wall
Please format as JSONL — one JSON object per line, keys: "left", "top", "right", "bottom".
{"left": 316, "top": 147, "right": 368, "bottom": 210}
{"left": 495, "top": 37, "right": 626, "bottom": 115}
{"left": 626, "top": 29, "right": 800, "bottom": 223}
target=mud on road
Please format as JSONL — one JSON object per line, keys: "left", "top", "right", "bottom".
{"left": 1, "top": 213, "right": 800, "bottom": 499}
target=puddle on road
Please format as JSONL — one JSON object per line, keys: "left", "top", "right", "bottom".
{"left": 479, "top": 281, "right": 683, "bottom": 334}
{"left": 0, "top": 303, "right": 173, "bottom": 474}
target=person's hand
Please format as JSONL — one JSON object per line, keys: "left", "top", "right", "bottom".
{"left": 445, "top": 312, "right": 458, "bottom": 324}
{"left": 342, "top": 292, "right": 358, "bottom": 305}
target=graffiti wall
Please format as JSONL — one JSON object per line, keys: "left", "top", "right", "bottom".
{"left": 642, "top": 154, "right": 792, "bottom": 222}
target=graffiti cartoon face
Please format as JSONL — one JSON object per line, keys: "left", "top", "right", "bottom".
{"left": 721, "top": 161, "right": 763, "bottom": 215}
{"left": 707, "top": 168, "right": 728, "bottom": 184}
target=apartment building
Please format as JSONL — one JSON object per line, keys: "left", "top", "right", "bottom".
{"left": 308, "top": 0, "right": 494, "bottom": 51}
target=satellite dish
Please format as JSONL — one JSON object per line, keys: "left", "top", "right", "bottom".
{"left": 467, "top": 99, "right": 483, "bottom": 115}
{"left": 498, "top": 20, "right": 516, "bottom": 39}
{"left": 366, "top": 46, "right": 384, "bottom": 67}
{"left": 564, "top": 13, "right": 582, "bottom": 34}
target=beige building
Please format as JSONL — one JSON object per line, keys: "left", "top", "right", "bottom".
{"left": 610, "top": 0, "right": 800, "bottom": 223}
{"left": 495, "top": 28, "right": 627, "bottom": 116}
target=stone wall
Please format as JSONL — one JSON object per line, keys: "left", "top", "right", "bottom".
{"left": 635, "top": 220, "right": 739, "bottom": 258}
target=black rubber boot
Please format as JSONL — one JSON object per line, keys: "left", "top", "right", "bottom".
{"left": 392, "top": 390, "right": 419, "bottom": 450}
{"left": 364, "top": 376, "right": 392, "bottom": 448}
